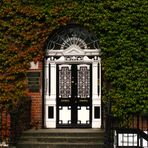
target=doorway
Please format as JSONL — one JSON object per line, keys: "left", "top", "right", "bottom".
{"left": 56, "top": 64, "right": 92, "bottom": 128}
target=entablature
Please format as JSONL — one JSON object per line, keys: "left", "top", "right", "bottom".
{"left": 46, "top": 49, "right": 101, "bottom": 57}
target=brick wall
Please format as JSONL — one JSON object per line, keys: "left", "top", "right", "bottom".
{"left": 1, "top": 110, "right": 11, "bottom": 139}
{"left": 30, "top": 93, "right": 42, "bottom": 128}
{"left": 27, "top": 61, "right": 43, "bottom": 128}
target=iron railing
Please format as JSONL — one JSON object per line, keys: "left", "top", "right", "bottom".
{"left": 0, "top": 97, "right": 31, "bottom": 146}
{"left": 104, "top": 101, "right": 148, "bottom": 148}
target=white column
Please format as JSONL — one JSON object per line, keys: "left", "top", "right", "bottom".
{"left": 50, "top": 62, "right": 56, "bottom": 100}
{"left": 99, "top": 59, "right": 101, "bottom": 97}
{"left": 92, "top": 59, "right": 101, "bottom": 128}
{"left": 92, "top": 62, "right": 98, "bottom": 99}
{"left": 45, "top": 59, "right": 49, "bottom": 97}
{"left": 45, "top": 59, "right": 57, "bottom": 128}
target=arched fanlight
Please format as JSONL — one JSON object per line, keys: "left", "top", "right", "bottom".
{"left": 46, "top": 24, "right": 99, "bottom": 50}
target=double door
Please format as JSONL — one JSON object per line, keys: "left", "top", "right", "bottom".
{"left": 57, "top": 64, "right": 92, "bottom": 128}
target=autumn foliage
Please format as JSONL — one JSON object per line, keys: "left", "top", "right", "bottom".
{"left": 0, "top": 0, "right": 148, "bottom": 118}
{"left": 0, "top": 1, "right": 51, "bottom": 106}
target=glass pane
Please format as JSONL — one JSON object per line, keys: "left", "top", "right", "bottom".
{"left": 27, "top": 72, "right": 40, "bottom": 92}
{"left": 77, "top": 65, "right": 90, "bottom": 98}
{"left": 27, "top": 72, "right": 40, "bottom": 77}
{"left": 46, "top": 25, "right": 99, "bottom": 50}
{"left": 59, "top": 66, "right": 71, "bottom": 98}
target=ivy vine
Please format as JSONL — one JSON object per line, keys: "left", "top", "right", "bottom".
{"left": 0, "top": 0, "right": 148, "bottom": 119}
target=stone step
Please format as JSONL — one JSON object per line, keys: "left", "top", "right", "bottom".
{"left": 21, "top": 129, "right": 104, "bottom": 137}
{"left": 19, "top": 136, "right": 104, "bottom": 143}
{"left": 17, "top": 143, "right": 104, "bottom": 148}
{"left": 16, "top": 129, "right": 104, "bottom": 148}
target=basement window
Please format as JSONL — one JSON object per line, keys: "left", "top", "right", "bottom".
{"left": 27, "top": 72, "right": 40, "bottom": 92}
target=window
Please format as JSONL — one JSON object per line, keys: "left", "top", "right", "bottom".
{"left": 48, "top": 106, "right": 54, "bottom": 119}
{"left": 27, "top": 72, "right": 40, "bottom": 92}
{"left": 94, "top": 106, "right": 100, "bottom": 119}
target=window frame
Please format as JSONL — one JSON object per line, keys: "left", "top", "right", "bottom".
{"left": 27, "top": 71, "right": 41, "bottom": 93}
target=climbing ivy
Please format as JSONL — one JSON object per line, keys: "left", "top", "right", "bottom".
{"left": 0, "top": 0, "right": 148, "bottom": 118}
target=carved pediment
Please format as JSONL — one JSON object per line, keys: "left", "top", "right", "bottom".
{"left": 63, "top": 45, "right": 85, "bottom": 56}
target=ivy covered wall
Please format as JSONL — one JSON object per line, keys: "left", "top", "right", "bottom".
{"left": 0, "top": 0, "right": 148, "bottom": 119}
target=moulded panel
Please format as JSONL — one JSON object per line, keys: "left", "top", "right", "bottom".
{"left": 77, "top": 106, "right": 90, "bottom": 124}
{"left": 59, "top": 106, "right": 71, "bottom": 124}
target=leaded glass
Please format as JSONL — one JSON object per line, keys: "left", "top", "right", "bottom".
{"left": 77, "top": 65, "right": 90, "bottom": 98}
{"left": 27, "top": 72, "right": 40, "bottom": 92}
{"left": 46, "top": 24, "right": 99, "bottom": 50}
{"left": 59, "top": 66, "right": 71, "bottom": 98}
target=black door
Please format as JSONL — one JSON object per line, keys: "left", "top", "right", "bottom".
{"left": 57, "top": 64, "right": 92, "bottom": 128}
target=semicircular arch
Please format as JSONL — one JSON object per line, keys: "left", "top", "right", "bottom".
{"left": 46, "top": 24, "right": 100, "bottom": 52}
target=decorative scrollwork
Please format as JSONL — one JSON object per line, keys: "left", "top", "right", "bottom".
{"left": 59, "top": 66, "right": 71, "bottom": 98}
{"left": 65, "top": 56, "right": 83, "bottom": 61}
{"left": 77, "top": 65, "right": 90, "bottom": 98}
{"left": 61, "top": 37, "right": 87, "bottom": 50}
{"left": 46, "top": 24, "right": 99, "bottom": 50}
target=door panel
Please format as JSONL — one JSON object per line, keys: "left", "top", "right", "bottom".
{"left": 57, "top": 64, "right": 92, "bottom": 128}
{"left": 59, "top": 65, "right": 71, "bottom": 98}
{"left": 77, "top": 65, "right": 90, "bottom": 99}
{"left": 77, "top": 106, "right": 90, "bottom": 124}
{"left": 59, "top": 106, "right": 71, "bottom": 124}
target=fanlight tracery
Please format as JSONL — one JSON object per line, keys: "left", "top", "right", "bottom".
{"left": 46, "top": 25, "right": 99, "bottom": 50}
{"left": 61, "top": 37, "right": 87, "bottom": 50}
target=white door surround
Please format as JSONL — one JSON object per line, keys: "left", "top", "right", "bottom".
{"left": 44, "top": 25, "right": 101, "bottom": 128}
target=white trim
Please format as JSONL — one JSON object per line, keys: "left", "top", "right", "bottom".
{"left": 45, "top": 102, "right": 56, "bottom": 128}
{"left": 44, "top": 47, "right": 101, "bottom": 128}
{"left": 77, "top": 64, "right": 90, "bottom": 70}
{"left": 59, "top": 64, "right": 71, "bottom": 70}
{"left": 92, "top": 103, "right": 101, "bottom": 128}
{"left": 50, "top": 63, "right": 56, "bottom": 100}
{"left": 99, "top": 60, "right": 101, "bottom": 97}
{"left": 44, "top": 60, "right": 49, "bottom": 97}
{"left": 47, "top": 49, "right": 100, "bottom": 56}
{"left": 30, "top": 61, "right": 39, "bottom": 69}
{"left": 59, "top": 106, "right": 71, "bottom": 124}
{"left": 92, "top": 62, "right": 98, "bottom": 98}
{"left": 63, "top": 45, "right": 85, "bottom": 55}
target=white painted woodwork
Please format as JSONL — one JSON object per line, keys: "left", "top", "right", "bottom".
{"left": 77, "top": 64, "right": 90, "bottom": 70}
{"left": 30, "top": 61, "right": 39, "bottom": 69}
{"left": 50, "top": 62, "right": 56, "bottom": 100}
{"left": 45, "top": 60, "right": 49, "bottom": 97}
{"left": 44, "top": 40, "right": 101, "bottom": 128}
{"left": 59, "top": 107, "right": 71, "bottom": 124}
{"left": 44, "top": 59, "right": 57, "bottom": 128}
{"left": 77, "top": 107, "right": 90, "bottom": 124}
{"left": 92, "top": 62, "right": 98, "bottom": 99}
{"left": 59, "top": 65, "right": 71, "bottom": 70}
{"left": 45, "top": 102, "right": 56, "bottom": 128}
